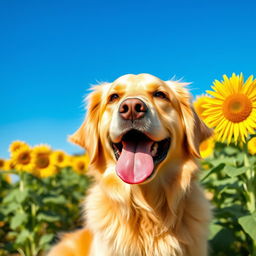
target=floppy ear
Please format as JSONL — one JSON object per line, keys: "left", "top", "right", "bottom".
{"left": 166, "top": 81, "right": 213, "bottom": 158}
{"left": 69, "top": 84, "right": 107, "bottom": 168}
{"left": 182, "top": 106, "right": 213, "bottom": 158}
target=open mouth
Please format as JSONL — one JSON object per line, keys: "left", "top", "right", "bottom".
{"left": 112, "top": 129, "right": 171, "bottom": 184}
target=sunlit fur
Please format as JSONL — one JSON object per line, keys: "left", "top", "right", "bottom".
{"left": 48, "top": 74, "right": 213, "bottom": 256}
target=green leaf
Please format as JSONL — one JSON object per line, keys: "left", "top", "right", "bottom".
{"left": 2, "top": 189, "right": 29, "bottom": 204}
{"left": 209, "top": 226, "right": 236, "bottom": 254}
{"left": 2, "top": 189, "right": 20, "bottom": 204}
{"left": 214, "top": 205, "right": 246, "bottom": 219}
{"left": 200, "top": 163, "right": 225, "bottom": 182}
{"left": 210, "top": 157, "right": 234, "bottom": 166}
{"left": 37, "top": 212, "right": 61, "bottom": 222}
{"left": 10, "top": 212, "right": 28, "bottom": 229}
{"left": 43, "top": 195, "right": 66, "bottom": 204}
{"left": 224, "top": 146, "right": 238, "bottom": 155}
{"left": 1, "top": 202, "right": 20, "bottom": 215}
{"left": 15, "top": 229, "right": 30, "bottom": 244}
{"left": 238, "top": 212, "right": 256, "bottom": 240}
{"left": 209, "top": 177, "right": 237, "bottom": 186}
{"left": 15, "top": 189, "right": 29, "bottom": 203}
{"left": 236, "top": 152, "right": 245, "bottom": 165}
{"left": 39, "top": 233, "right": 54, "bottom": 248}
{"left": 223, "top": 166, "right": 248, "bottom": 178}
{"left": 209, "top": 223, "right": 222, "bottom": 240}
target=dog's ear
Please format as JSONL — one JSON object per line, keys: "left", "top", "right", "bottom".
{"left": 166, "top": 81, "right": 213, "bottom": 158}
{"left": 69, "top": 84, "right": 108, "bottom": 167}
{"left": 182, "top": 106, "right": 213, "bottom": 158}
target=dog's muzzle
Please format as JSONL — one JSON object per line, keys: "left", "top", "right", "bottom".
{"left": 119, "top": 98, "right": 147, "bottom": 121}
{"left": 110, "top": 97, "right": 171, "bottom": 185}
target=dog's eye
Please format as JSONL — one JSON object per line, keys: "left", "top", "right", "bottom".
{"left": 109, "top": 93, "right": 120, "bottom": 102}
{"left": 153, "top": 91, "right": 168, "bottom": 100}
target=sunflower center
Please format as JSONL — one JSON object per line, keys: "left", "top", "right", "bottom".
{"left": 78, "top": 162, "right": 85, "bottom": 170}
{"left": 223, "top": 94, "right": 252, "bottom": 123}
{"left": 57, "top": 154, "right": 64, "bottom": 162}
{"left": 36, "top": 154, "right": 50, "bottom": 169}
{"left": 0, "top": 160, "right": 4, "bottom": 168}
{"left": 19, "top": 152, "right": 31, "bottom": 164}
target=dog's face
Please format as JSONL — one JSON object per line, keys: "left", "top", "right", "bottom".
{"left": 70, "top": 74, "right": 212, "bottom": 185}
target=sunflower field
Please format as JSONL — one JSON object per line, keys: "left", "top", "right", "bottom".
{"left": 0, "top": 143, "right": 91, "bottom": 256}
{"left": 196, "top": 74, "right": 256, "bottom": 256}
{"left": 0, "top": 73, "right": 256, "bottom": 256}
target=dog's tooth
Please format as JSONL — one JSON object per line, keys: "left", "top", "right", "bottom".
{"left": 151, "top": 143, "right": 158, "bottom": 157}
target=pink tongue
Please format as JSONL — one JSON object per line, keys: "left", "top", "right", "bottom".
{"left": 116, "top": 140, "right": 154, "bottom": 184}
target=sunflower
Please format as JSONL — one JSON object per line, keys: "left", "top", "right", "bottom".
{"left": 199, "top": 136, "right": 215, "bottom": 158}
{"left": 3, "top": 159, "right": 15, "bottom": 171}
{"left": 66, "top": 155, "right": 74, "bottom": 167}
{"left": 203, "top": 73, "right": 256, "bottom": 144}
{"left": 193, "top": 94, "right": 212, "bottom": 121}
{"left": 11, "top": 147, "right": 35, "bottom": 172}
{"left": 9, "top": 141, "right": 29, "bottom": 155}
{"left": 247, "top": 137, "right": 256, "bottom": 155}
{"left": 0, "top": 159, "right": 5, "bottom": 170}
{"left": 32, "top": 145, "right": 58, "bottom": 178}
{"left": 72, "top": 155, "right": 89, "bottom": 174}
{"left": 33, "top": 144, "right": 52, "bottom": 155}
{"left": 51, "top": 150, "right": 70, "bottom": 168}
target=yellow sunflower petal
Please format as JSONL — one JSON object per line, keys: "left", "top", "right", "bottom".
{"left": 206, "top": 90, "right": 225, "bottom": 100}
{"left": 214, "top": 118, "right": 229, "bottom": 132}
{"left": 233, "top": 123, "right": 240, "bottom": 143}
{"left": 227, "top": 123, "right": 234, "bottom": 144}
{"left": 222, "top": 121, "right": 232, "bottom": 143}
{"left": 248, "top": 137, "right": 256, "bottom": 155}
{"left": 193, "top": 95, "right": 212, "bottom": 120}
{"left": 199, "top": 137, "right": 215, "bottom": 158}
{"left": 212, "top": 80, "right": 229, "bottom": 97}
{"left": 205, "top": 97, "right": 223, "bottom": 105}
{"left": 242, "top": 75, "right": 254, "bottom": 94}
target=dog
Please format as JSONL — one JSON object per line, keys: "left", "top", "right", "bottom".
{"left": 48, "top": 74, "right": 212, "bottom": 256}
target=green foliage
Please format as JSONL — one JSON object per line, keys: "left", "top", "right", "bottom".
{"left": 0, "top": 168, "right": 91, "bottom": 256}
{"left": 201, "top": 142, "right": 256, "bottom": 256}
{"left": 238, "top": 213, "right": 256, "bottom": 241}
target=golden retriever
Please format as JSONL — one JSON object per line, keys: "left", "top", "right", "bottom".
{"left": 48, "top": 74, "right": 212, "bottom": 256}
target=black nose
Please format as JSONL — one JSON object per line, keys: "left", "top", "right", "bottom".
{"left": 119, "top": 98, "right": 148, "bottom": 121}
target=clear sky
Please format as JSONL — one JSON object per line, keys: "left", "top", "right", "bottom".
{"left": 1, "top": 0, "right": 256, "bottom": 158}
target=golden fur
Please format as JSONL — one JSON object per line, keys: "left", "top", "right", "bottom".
{"left": 48, "top": 74, "right": 212, "bottom": 256}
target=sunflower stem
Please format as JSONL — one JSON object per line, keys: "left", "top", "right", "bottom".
{"left": 243, "top": 153, "right": 255, "bottom": 213}
{"left": 19, "top": 171, "right": 24, "bottom": 192}
{"left": 251, "top": 237, "right": 256, "bottom": 256}
{"left": 17, "top": 248, "right": 26, "bottom": 256}
{"left": 243, "top": 149, "right": 256, "bottom": 256}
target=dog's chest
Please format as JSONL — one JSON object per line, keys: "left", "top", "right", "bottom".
{"left": 89, "top": 221, "right": 183, "bottom": 256}
{"left": 85, "top": 187, "right": 184, "bottom": 256}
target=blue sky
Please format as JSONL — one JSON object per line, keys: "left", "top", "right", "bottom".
{"left": 1, "top": 0, "right": 256, "bottom": 158}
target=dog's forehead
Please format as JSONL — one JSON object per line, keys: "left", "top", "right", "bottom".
{"left": 112, "top": 74, "right": 165, "bottom": 93}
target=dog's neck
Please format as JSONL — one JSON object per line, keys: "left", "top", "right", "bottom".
{"left": 86, "top": 157, "right": 198, "bottom": 230}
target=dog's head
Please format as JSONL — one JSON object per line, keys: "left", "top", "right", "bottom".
{"left": 70, "top": 74, "right": 212, "bottom": 184}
